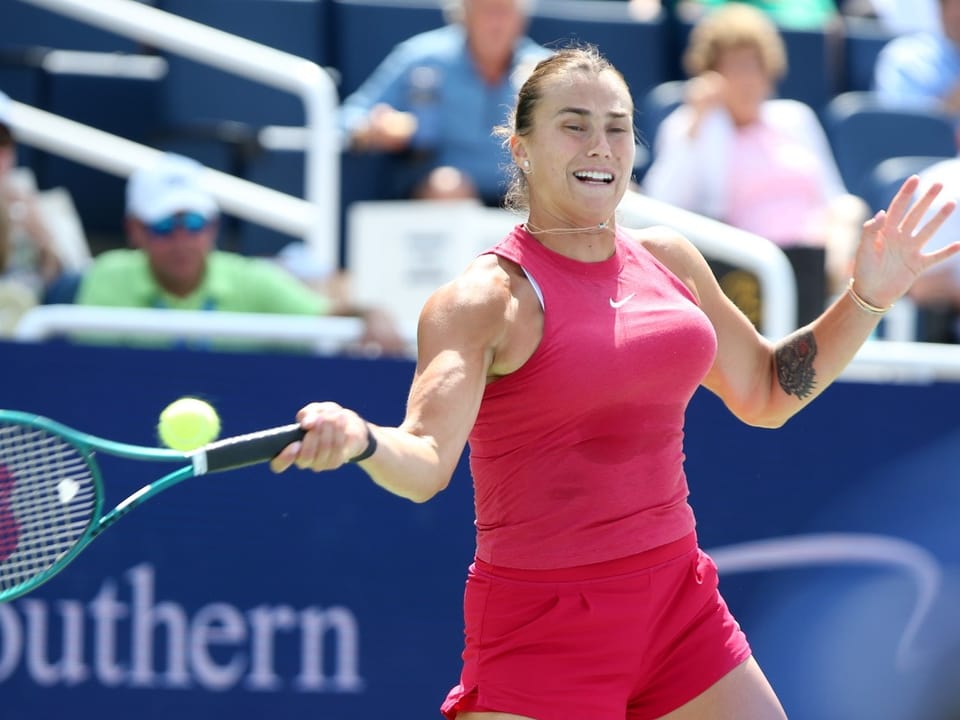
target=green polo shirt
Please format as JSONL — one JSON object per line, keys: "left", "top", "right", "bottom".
{"left": 75, "top": 249, "right": 330, "bottom": 351}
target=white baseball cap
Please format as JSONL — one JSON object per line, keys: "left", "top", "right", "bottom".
{"left": 126, "top": 153, "right": 219, "bottom": 223}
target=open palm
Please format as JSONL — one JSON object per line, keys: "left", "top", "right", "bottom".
{"left": 851, "top": 175, "right": 960, "bottom": 308}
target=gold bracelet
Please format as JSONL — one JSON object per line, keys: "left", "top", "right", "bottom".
{"left": 846, "top": 278, "right": 893, "bottom": 316}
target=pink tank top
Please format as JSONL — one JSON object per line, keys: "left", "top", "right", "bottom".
{"left": 469, "top": 226, "right": 718, "bottom": 569}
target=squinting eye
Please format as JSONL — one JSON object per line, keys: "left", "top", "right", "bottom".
{"left": 565, "top": 125, "right": 583, "bottom": 131}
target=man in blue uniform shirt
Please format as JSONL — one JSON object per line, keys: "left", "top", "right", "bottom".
{"left": 338, "top": 0, "right": 550, "bottom": 206}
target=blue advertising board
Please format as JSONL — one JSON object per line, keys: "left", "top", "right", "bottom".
{"left": 2, "top": 339, "right": 959, "bottom": 719}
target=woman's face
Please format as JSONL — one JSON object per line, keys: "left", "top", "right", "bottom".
{"left": 714, "top": 44, "right": 773, "bottom": 125}
{"left": 515, "top": 69, "right": 636, "bottom": 225}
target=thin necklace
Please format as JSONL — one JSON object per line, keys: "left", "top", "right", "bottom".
{"left": 523, "top": 218, "right": 612, "bottom": 235}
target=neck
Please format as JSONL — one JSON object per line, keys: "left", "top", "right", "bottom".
{"left": 470, "top": 42, "right": 511, "bottom": 85}
{"left": 524, "top": 218, "right": 611, "bottom": 235}
{"left": 523, "top": 215, "right": 616, "bottom": 261}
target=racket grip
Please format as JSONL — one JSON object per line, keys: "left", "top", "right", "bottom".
{"left": 196, "top": 423, "right": 305, "bottom": 474}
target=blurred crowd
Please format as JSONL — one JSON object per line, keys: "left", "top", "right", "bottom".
{"left": 4, "top": 0, "right": 960, "bottom": 348}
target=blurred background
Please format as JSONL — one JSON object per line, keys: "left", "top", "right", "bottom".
{"left": 3, "top": 1, "right": 960, "bottom": 718}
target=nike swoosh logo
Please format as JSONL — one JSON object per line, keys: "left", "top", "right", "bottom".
{"left": 609, "top": 293, "right": 635, "bottom": 309}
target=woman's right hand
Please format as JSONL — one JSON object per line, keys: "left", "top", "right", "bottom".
{"left": 685, "top": 72, "right": 727, "bottom": 136}
{"left": 269, "top": 402, "right": 371, "bottom": 473}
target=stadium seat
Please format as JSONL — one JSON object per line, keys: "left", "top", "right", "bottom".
{"left": 42, "top": 77, "right": 163, "bottom": 239}
{"left": 861, "top": 155, "right": 947, "bottom": 214}
{"left": 0, "top": 47, "right": 48, "bottom": 172}
{"left": 638, "top": 80, "right": 685, "bottom": 150}
{"left": 841, "top": 16, "right": 894, "bottom": 93}
{"left": 159, "top": 0, "right": 331, "bottom": 129}
{"left": 329, "top": 0, "right": 445, "bottom": 97}
{"left": 822, "top": 91, "right": 957, "bottom": 200}
{"left": 528, "top": 0, "right": 668, "bottom": 103}
{"left": 0, "top": 2, "right": 141, "bottom": 52}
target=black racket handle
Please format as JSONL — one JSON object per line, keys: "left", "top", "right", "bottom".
{"left": 199, "top": 423, "right": 306, "bottom": 473}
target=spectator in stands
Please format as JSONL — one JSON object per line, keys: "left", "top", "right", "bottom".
{"left": 675, "top": 0, "right": 842, "bottom": 31}
{"left": 0, "top": 90, "right": 65, "bottom": 305}
{"left": 76, "top": 153, "right": 407, "bottom": 355}
{"left": 338, "top": 0, "right": 551, "bottom": 206}
{"left": 905, "top": 157, "right": 960, "bottom": 341}
{"left": 874, "top": 0, "right": 960, "bottom": 124}
{"left": 642, "top": 3, "right": 867, "bottom": 328}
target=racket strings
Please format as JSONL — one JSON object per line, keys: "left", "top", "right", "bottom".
{"left": 0, "top": 423, "right": 97, "bottom": 592}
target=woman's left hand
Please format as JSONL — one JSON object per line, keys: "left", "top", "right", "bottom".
{"left": 851, "top": 175, "right": 960, "bottom": 308}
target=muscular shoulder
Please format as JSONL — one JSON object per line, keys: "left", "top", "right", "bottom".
{"left": 420, "top": 252, "right": 537, "bottom": 376}
{"left": 422, "top": 253, "right": 515, "bottom": 333}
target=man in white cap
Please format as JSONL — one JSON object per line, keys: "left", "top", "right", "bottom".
{"left": 76, "top": 152, "right": 406, "bottom": 354}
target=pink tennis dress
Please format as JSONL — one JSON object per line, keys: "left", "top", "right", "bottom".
{"left": 442, "top": 226, "right": 750, "bottom": 720}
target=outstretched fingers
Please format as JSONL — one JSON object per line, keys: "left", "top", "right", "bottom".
{"left": 920, "top": 200, "right": 960, "bottom": 270}
{"left": 901, "top": 178, "right": 946, "bottom": 236}
{"left": 885, "top": 174, "right": 922, "bottom": 227}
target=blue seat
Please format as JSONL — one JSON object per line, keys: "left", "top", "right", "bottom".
{"left": 28, "top": 68, "right": 166, "bottom": 238}
{"left": 159, "top": 0, "right": 331, "bottom": 129}
{"left": 528, "top": 1, "right": 668, "bottom": 103}
{"left": 634, "top": 80, "right": 685, "bottom": 182}
{"left": 330, "top": 0, "right": 445, "bottom": 97}
{"left": 239, "top": 148, "right": 305, "bottom": 256}
{"left": 841, "top": 16, "right": 894, "bottom": 93}
{"left": 822, "top": 91, "right": 957, "bottom": 200}
{"left": 638, "top": 80, "right": 685, "bottom": 150}
{"left": 0, "top": 2, "right": 141, "bottom": 52}
{"left": 240, "top": 148, "right": 405, "bottom": 262}
{"left": 861, "top": 155, "right": 947, "bottom": 214}
{"left": 0, "top": 48, "right": 48, "bottom": 171}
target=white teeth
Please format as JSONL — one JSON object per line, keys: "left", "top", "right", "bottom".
{"left": 574, "top": 171, "right": 613, "bottom": 182}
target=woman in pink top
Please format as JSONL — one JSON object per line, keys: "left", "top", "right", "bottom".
{"left": 643, "top": 4, "right": 869, "bottom": 328}
{"left": 271, "top": 45, "right": 957, "bottom": 720}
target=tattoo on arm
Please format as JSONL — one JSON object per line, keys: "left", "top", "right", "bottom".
{"left": 775, "top": 331, "right": 817, "bottom": 399}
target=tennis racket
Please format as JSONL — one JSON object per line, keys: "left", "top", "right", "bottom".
{"left": 0, "top": 409, "right": 305, "bottom": 603}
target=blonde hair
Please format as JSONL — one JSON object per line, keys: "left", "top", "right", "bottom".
{"left": 682, "top": 3, "right": 787, "bottom": 81}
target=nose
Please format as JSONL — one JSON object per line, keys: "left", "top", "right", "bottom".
{"left": 587, "top": 129, "right": 612, "bottom": 158}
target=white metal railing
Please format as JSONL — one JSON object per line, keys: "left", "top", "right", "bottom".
{"left": 13, "top": 305, "right": 368, "bottom": 355}
{"left": 13, "top": 306, "right": 960, "bottom": 380}
{"left": 8, "top": 101, "right": 316, "bottom": 242}
{"left": 617, "top": 191, "right": 797, "bottom": 340}
{"left": 843, "top": 339, "right": 960, "bottom": 383}
{"left": 15, "top": 0, "right": 340, "bottom": 270}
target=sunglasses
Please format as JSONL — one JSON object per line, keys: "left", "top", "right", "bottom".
{"left": 147, "top": 212, "right": 210, "bottom": 237}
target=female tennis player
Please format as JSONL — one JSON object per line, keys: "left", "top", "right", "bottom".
{"left": 271, "top": 45, "right": 959, "bottom": 719}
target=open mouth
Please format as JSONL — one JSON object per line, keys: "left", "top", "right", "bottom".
{"left": 573, "top": 170, "right": 614, "bottom": 184}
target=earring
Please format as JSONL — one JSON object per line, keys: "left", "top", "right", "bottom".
{"left": 521, "top": 159, "right": 531, "bottom": 175}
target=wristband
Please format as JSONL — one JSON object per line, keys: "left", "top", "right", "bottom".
{"left": 348, "top": 423, "right": 377, "bottom": 463}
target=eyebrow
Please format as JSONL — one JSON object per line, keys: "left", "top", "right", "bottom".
{"left": 556, "top": 106, "right": 631, "bottom": 120}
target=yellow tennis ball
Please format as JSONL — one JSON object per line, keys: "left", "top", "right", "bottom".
{"left": 158, "top": 398, "right": 221, "bottom": 452}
